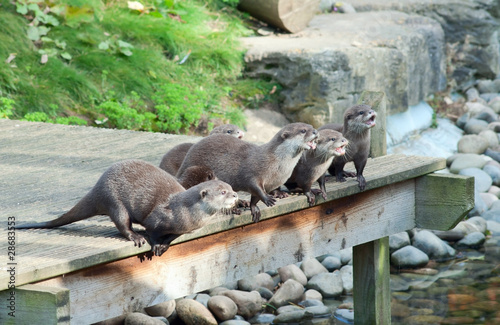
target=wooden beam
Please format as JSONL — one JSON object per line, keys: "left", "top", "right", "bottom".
{"left": 353, "top": 237, "right": 391, "bottom": 325}
{"left": 0, "top": 284, "right": 70, "bottom": 325}
{"left": 35, "top": 181, "right": 416, "bottom": 324}
{"left": 415, "top": 173, "right": 475, "bottom": 230}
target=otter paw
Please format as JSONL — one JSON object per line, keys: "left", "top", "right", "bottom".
{"left": 130, "top": 234, "right": 147, "bottom": 247}
{"left": 311, "top": 188, "right": 326, "bottom": 200}
{"left": 262, "top": 196, "right": 277, "bottom": 207}
{"left": 238, "top": 199, "right": 250, "bottom": 208}
{"left": 152, "top": 244, "right": 170, "bottom": 257}
{"left": 230, "top": 207, "right": 242, "bottom": 215}
{"left": 343, "top": 171, "right": 357, "bottom": 178}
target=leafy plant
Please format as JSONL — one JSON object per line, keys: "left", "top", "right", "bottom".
{"left": 0, "top": 97, "right": 15, "bottom": 119}
{"left": 98, "top": 36, "right": 134, "bottom": 57}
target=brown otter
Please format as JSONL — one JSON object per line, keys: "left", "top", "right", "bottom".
{"left": 177, "top": 165, "right": 217, "bottom": 189}
{"left": 16, "top": 160, "right": 238, "bottom": 256}
{"left": 159, "top": 124, "right": 244, "bottom": 176}
{"left": 319, "top": 104, "right": 377, "bottom": 190}
{"left": 284, "top": 129, "right": 348, "bottom": 206}
{"left": 176, "top": 123, "right": 318, "bottom": 222}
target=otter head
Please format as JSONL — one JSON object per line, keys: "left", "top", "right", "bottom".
{"left": 345, "top": 104, "right": 377, "bottom": 133}
{"left": 279, "top": 123, "right": 318, "bottom": 155}
{"left": 210, "top": 124, "right": 245, "bottom": 139}
{"left": 316, "top": 129, "right": 348, "bottom": 158}
{"left": 198, "top": 180, "right": 238, "bottom": 214}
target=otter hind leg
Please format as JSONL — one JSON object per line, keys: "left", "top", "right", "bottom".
{"left": 109, "top": 206, "right": 146, "bottom": 247}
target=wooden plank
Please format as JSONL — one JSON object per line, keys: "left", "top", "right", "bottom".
{"left": 415, "top": 173, "right": 475, "bottom": 230}
{"left": 352, "top": 91, "right": 390, "bottom": 325}
{"left": 35, "top": 181, "right": 417, "bottom": 324}
{"left": 353, "top": 237, "right": 391, "bottom": 325}
{"left": 0, "top": 284, "right": 70, "bottom": 325}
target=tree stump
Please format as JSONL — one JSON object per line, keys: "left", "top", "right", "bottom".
{"left": 238, "top": 0, "right": 320, "bottom": 33}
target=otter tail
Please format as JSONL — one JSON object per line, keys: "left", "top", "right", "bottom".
{"left": 16, "top": 194, "right": 98, "bottom": 229}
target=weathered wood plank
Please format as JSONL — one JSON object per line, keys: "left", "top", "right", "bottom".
{"left": 415, "top": 173, "right": 475, "bottom": 230}
{"left": 353, "top": 237, "right": 391, "bottom": 325}
{"left": 35, "top": 180, "right": 417, "bottom": 324}
{"left": 0, "top": 284, "right": 70, "bottom": 325}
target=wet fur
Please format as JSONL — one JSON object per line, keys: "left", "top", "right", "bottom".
{"left": 285, "top": 129, "right": 348, "bottom": 206}
{"left": 159, "top": 124, "right": 244, "bottom": 176}
{"left": 177, "top": 123, "right": 318, "bottom": 222}
{"left": 319, "top": 104, "right": 376, "bottom": 190}
{"left": 17, "top": 160, "right": 238, "bottom": 256}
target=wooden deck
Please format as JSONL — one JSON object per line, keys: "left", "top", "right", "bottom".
{"left": 0, "top": 118, "right": 474, "bottom": 324}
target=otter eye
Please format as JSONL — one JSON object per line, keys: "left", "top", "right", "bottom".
{"left": 301, "top": 129, "right": 306, "bottom": 134}
{"left": 331, "top": 138, "right": 336, "bottom": 141}
{"left": 227, "top": 130, "right": 232, "bottom": 134}
{"left": 221, "top": 190, "right": 226, "bottom": 195}
{"left": 359, "top": 111, "right": 364, "bottom": 115}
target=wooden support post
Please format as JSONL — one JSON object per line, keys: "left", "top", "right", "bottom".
{"left": 352, "top": 90, "right": 390, "bottom": 324}
{"left": 353, "top": 237, "right": 391, "bottom": 325}
{"left": 0, "top": 284, "right": 70, "bottom": 325}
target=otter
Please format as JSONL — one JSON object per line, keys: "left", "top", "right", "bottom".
{"left": 177, "top": 165, "right": 217, "bottom": 190}
{"left": 319, "top": 104, "right": 377, "bottom": 190}
{"left": 16, "top": 160, "right": 238, "bottom": 256}
{"left": 159, "top": 124, "right": 244, "bottom": 176}
{"left": 284, "top": 129, "right": 348, "bottom": 206}
{"left": 176, "top": 123, "right": 318, "bottom": 222}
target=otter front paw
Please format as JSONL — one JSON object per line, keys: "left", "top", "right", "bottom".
{"left": 311, "top": 188, "right": 326, "bottom": 200}
{"left": 262, "top": 195, "right": 277, "bottom": 207}
{"left": 130, "top": 233, "right": 147, "bottom": 247}
{"left": 152, "top": 244, "right": 170, "bottom": 257}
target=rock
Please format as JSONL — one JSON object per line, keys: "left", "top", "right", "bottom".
{"left": 319, "top": 0, "right": 336, "bottom": 12}
{"left": 306, "top": 271, "right": 344, "bottom": 298}
{"left": 321, "top": 255, "right": 342, "bottom": 271}
{"left": 465, "top": 87, "right": 483, "bottom": 103}
{"left": 469, "top": 190, "right": 488, "bottom": 216}
{"left": 220, "top": 290, "right": 263, "bottom": 319}
{"left": 479, "top": 192, "right": 499, "bottom": 208}
{"left": 333, "top": 308, "right": 355, "bottom": 323}
{"left": 272, "top": 309, "right": 314, "bottom": 323}
{"left": 209, "top": 287, "right": 230, "bottom": 296}
{"left": 277, "top": 264, "right": 308, "bottom": 286}
{"left": 300, "top": 258, "right": 329, "bottom": 279}
{"left": 389, "top": 231, "right": 411, "bottom": 254}
{"left": 391, "top": 245, "right": 429, "bottom": 268}
{"left": 124, "top": 313, "right": 166, "bottom": 325}
{"left": 480, "top": 209, "right": 500, "bottom": 223}
{"left": 456, "top": 232, "right": 486, "bottom": 248}
{"left": 459, "top": 167, "right": 493, "bottom": 192}
{"left": 268, "top": 279, "right": 304, "bottom": 308}
{"left": 339, "top": 265, "right": 353, "bottom": 294}
{"left": 195, "top": 294, "right": 211, "bottom": 308}
{"left": 488, "top": 185, "right": 500, "bottom": 197}
{"left": 237, "top": 273, "right": 274, "bottom": 292}
{"left": 484, "top": 148, "right": 500, "bottom": 163}
{"left": 145, "top": 300, "right": 176, "bottom": 318}
{"left": 303, "top": 289, "right": 323, "bottom": 301}
{"left": 465, "top": 216, "right": 488, "bottom": 234}
{"left": 219, "top": 320, "right": 250, "bottom": 325}
{"left": 448, "top": 153, "right": 488, "bottom": 173}
{"left": 242, "top": 11, "right": 446, "bottom": 125}
{"left": 340, "top": 247, "right": 353, "bottom": 265}
{"left": 464, "top": 118, "right": 489, "bottom": 134}
{"left": 477, "top": 79, "right": 500, "bottom": 94}
{"left": 473, "top": 109, "right": 498, "bottom": 124}
{"left": 207, "top": 296, "right": 238, "bottom": 322}
{"left": 487, "top": 220, "right": 500, "bottom": 234}
{"left": 255, "top": 287, "right": 274, "bottom": 300}
{"left": 479, "top": 130, "right": 500, "bottom": 148}
{"left": 276, "top": 305, "right": 302, "bottom": 314}
{"left": 489, "top": 97, "right": 500, "bottom": 113}
{"left": 483, "top": 164, "right": 500, "bottom": 186}
{"left": 453, "top": 220, "right": 482, "bottom": 235}
{"left": 412, "top": 230, "right": 456, "bottom": 261}
{"left": 247, "top": 313, "right": 276, "bottom": 325}
{"left": 431, "top": 229, "right": 465, "bottom": 242}
{"left": 176, "top": 299, "right": 218, "bottom": 325}
{"left": 455, "top": 112, "right": 470, "bottom": 130}
{"left": 304, "top": 305, "right": 331, "bottom": 317}
{"left": 298, "top": 299, "right": 324, "bottom": 308}
{"left": 457, "top": 134, "right": 489, "bottom": 154}
{"left": 488, "top": 122, "right": 500, "bottom": 133}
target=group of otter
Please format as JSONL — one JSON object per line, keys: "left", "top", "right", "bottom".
{"left": 18, "top": 104, "right": 376, "bottom": 257}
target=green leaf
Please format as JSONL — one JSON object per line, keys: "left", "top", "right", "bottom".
{"left": 27, "top": 26, "right": 40, "bottom": 41}
{"left": 164, "top": 0, "right": 175, "bottom": 8}
{"left": 60, "top": 52, "right": 72, "bottom": 60}
{"left": 27, "top": 3, "right": 41, "bottom": 13}
{"left": 16, "top": 4, "right": 28, "bottom": 15}
{"left": 117, "top": 40, "right": 133, "bottom": 48}
{"left": 120, "top": 48, "right": 133, "bottom": 56}
{"left": 41, "top": 37, "right": 54, "bottom": 43}
{"left": 149, "top": 11, "right": 163, "bottom": 18}
{"left": 55, "top": 40, "right": 67, "bottom": 50}
{"left": 38, "top": 26, "right": 50, "bottom": 37}
{"left": 50, "top": 5, "right": 66, "bottom": 16}
{"left": 98, "top": 41, "right": 109, "bottom": 50}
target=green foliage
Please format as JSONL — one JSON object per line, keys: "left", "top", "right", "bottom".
{"left": 0, "top": 97, "right": 15, "bottom": 119}
{"left": 153, "top": 84, "right": 205, "bottom": 133}
{"left": 1, "top": 0, "right": 280, "bottom": 134}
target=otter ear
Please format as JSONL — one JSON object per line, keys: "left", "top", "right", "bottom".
{"left": 200, "top": 189, "right": 208, "bottom": 198}
{"left": 281, "top": 131, "right": 290, "bottom": 139}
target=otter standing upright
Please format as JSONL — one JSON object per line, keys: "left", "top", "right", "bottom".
{"left": 177, "top": 123, "right": 318, "bottom": 222}
{"left": 17, "top": 160, "right": 238, "bottom": 256}
{"left": 285, "top": 129, "right": 348, "bottom": 206}
{"left": 319, "top": 104, "right": 377, "bottom": 190}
